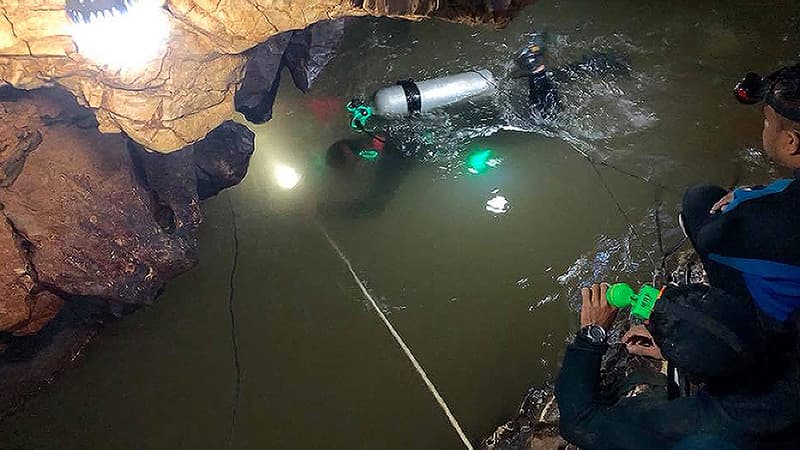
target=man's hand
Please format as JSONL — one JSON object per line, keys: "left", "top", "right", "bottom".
{"left": 580, "top": 283, "right": 617, "bottom": 329}
{"left": 710, "top": 190, "right": 734, "bottom": 214}
{"left": 623, "top": 324, "right": 664, "bottom": 360}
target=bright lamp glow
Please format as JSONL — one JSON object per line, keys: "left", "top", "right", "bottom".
{"left": 274, "top": 164, "right": 301, "bottom": 190}
{"left": 68, "top": 0, "right": 170, "bottom": 69}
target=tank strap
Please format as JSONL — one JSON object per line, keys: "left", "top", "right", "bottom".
{"left": 397, "top": 79, "right": 422, "bottom": 113}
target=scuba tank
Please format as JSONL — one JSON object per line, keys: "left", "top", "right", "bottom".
{"left": 372, "top": 69, "right": 496, "bottom": 117}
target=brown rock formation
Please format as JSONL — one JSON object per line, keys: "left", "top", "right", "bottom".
{"left": 0, "top": 218, "right": 35, "bottom": 332}
{"left": 0, "top": 87, "right": 255, "bottom": 314}
{"left": 0, "top": 85, "right": 256, "bottom": 414}
{"left": 0, "top": 99, "right": 200, "bottom": 305}
{"left": 0, "top": 89, "right": 70, "bottom": 337}
{"left": 192, "top": 121, "right": 256, "bottom": 199}
{"left": 0, "top": 0, "right": 532, "bottom": 152}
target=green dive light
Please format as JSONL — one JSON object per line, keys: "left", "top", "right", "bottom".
{"left": 357, "top": 149, "right": 380, "bottom": 160}
{"left": 606, "top": 283, "right": 664, "bottom": 321}
{"left": 466, "top": 149, "right": 494, "bottom": 174}
{"left": 346, "top": 99, "right": 373, "bottom": 131}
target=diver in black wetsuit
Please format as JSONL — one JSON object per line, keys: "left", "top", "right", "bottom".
{"left": 516, "top": 35, "right": 561, "bottom": 118}
{"left": 322, "top": 36, "right": 631, "bottom": 218}
{"left": 516, "top": 34, "right": 630, "bottom": 119}
{"left": 321, "top": 135, "right": 415, "bottom": 217}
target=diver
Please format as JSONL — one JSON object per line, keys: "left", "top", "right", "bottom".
{"left": 515, "top": 33, "right": 630, "bottom": 119}
{"left": 556, "top": 282, "right": 800, "bottom": 450}
{"left": 516, "top": 35, "right": 561, "bottom": 118}
{"left": 678, "top": 64, "right": 800, "bottom": 328}
{"left": 319, "top": 133, "right": 416, "bottom": 218}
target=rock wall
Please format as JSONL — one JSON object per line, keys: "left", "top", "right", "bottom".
{"left": 0, "top": 0, "right": 533, "bottom": 152}
{"left": 0, "top": 85, "right": 254, "bottom": 414}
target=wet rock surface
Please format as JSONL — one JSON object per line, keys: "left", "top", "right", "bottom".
{"left": 0, "top": 86, "right": 255, "bottom": 415}
{"left": 236, "top": 18, "right": 349, "bottom": 124}
{"left": 0, "top": 110, "right": 199, "bottom": 305}
{"left": 235, "top": 32, "right": 293, "bottom": 124}
{"left": 0, "top": 218, "right": 48, "bottom": 334}
{"left": 193, "top": 121, "right": 256, "bottom": 200}
{"left": 482, "top": 387, "right": 572, "bottom": 450}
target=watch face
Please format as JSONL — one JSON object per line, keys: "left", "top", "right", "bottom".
{"left": 585, "top": 325, "right": 606, "bottom": 343}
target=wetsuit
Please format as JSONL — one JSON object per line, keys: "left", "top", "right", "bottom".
{"left": 528, "top": 73, "right": 560, "bottom": 118}
{"left": 319, "top": 135, "right": 415, "bottom": 218}
{"left": 525, "top": 52, "right": 628, "bottom": 119}
{"left": 556, "top": 333, "right": 800, "bottom": 450}
{"left": 681, "top": 171, "right": 800, "bottom": 324}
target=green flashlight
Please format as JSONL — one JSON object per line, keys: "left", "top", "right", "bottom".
{"left": 606, "top": 283, "right": 664, "bottom": 321}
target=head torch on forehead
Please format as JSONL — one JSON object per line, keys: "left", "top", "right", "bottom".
{"left": 734, "top": 72, "right": 772, "bottom": 105}
{"left": 734, "top": 67, "right": 800, "bottom": 123}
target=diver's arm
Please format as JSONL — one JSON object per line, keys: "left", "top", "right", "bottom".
{"left": 556, "top": 334, "right": 703, "bottom": 449}
{"left": 555, "top": 334, "right": 610, "bottom": 448}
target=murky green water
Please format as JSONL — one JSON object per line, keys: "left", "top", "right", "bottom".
{"left": 3, "top": 1, "right": 800, "bottom": 448}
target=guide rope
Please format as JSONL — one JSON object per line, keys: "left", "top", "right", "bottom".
{"left": 317, "top": 221, "right": 474, "bottom": 450}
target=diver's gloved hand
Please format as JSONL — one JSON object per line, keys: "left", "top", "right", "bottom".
{"left": 516, "top": 34, "right": 546, "bottom": 76}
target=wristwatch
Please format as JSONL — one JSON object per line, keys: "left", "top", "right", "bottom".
{"left": 579, "top": 324, "right": 608, "bottom": 344}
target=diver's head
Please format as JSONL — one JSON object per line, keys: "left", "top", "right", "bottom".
{"left": 326, "top": 140, "right": 360, "bottom": 169}
{"left": 735, "top": 64, "right": 800, "bottom": 170}
{"left": 646, "top": 285, "right": 768, "bottom": 386}
{"left": 516, "top": 34, "right": 546, "bottom": 76}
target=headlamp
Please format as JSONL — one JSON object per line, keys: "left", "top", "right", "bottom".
{"left": 65, "top": 0, "right": 170, "bottom": 69}
{"left": 734, "top": 67, "right": 800, "bottom": 123}
{"left": 65, "top": 0, "right": 136, "bottom": 24}
{"left": 734, "top": 72, "right": 770, "bottom": 105}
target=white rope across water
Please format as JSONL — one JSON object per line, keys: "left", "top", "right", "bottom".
{"left": 317, "top": 223, "right": 474, "bottom": 450}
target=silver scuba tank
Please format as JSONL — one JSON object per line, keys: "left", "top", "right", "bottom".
{"left": 372, "top": 69, "right": 496, "bottom": 117}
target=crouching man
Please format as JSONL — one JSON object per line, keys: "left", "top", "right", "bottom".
{"left": 555, "top": 283, "right": 800, "bottom": 450}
